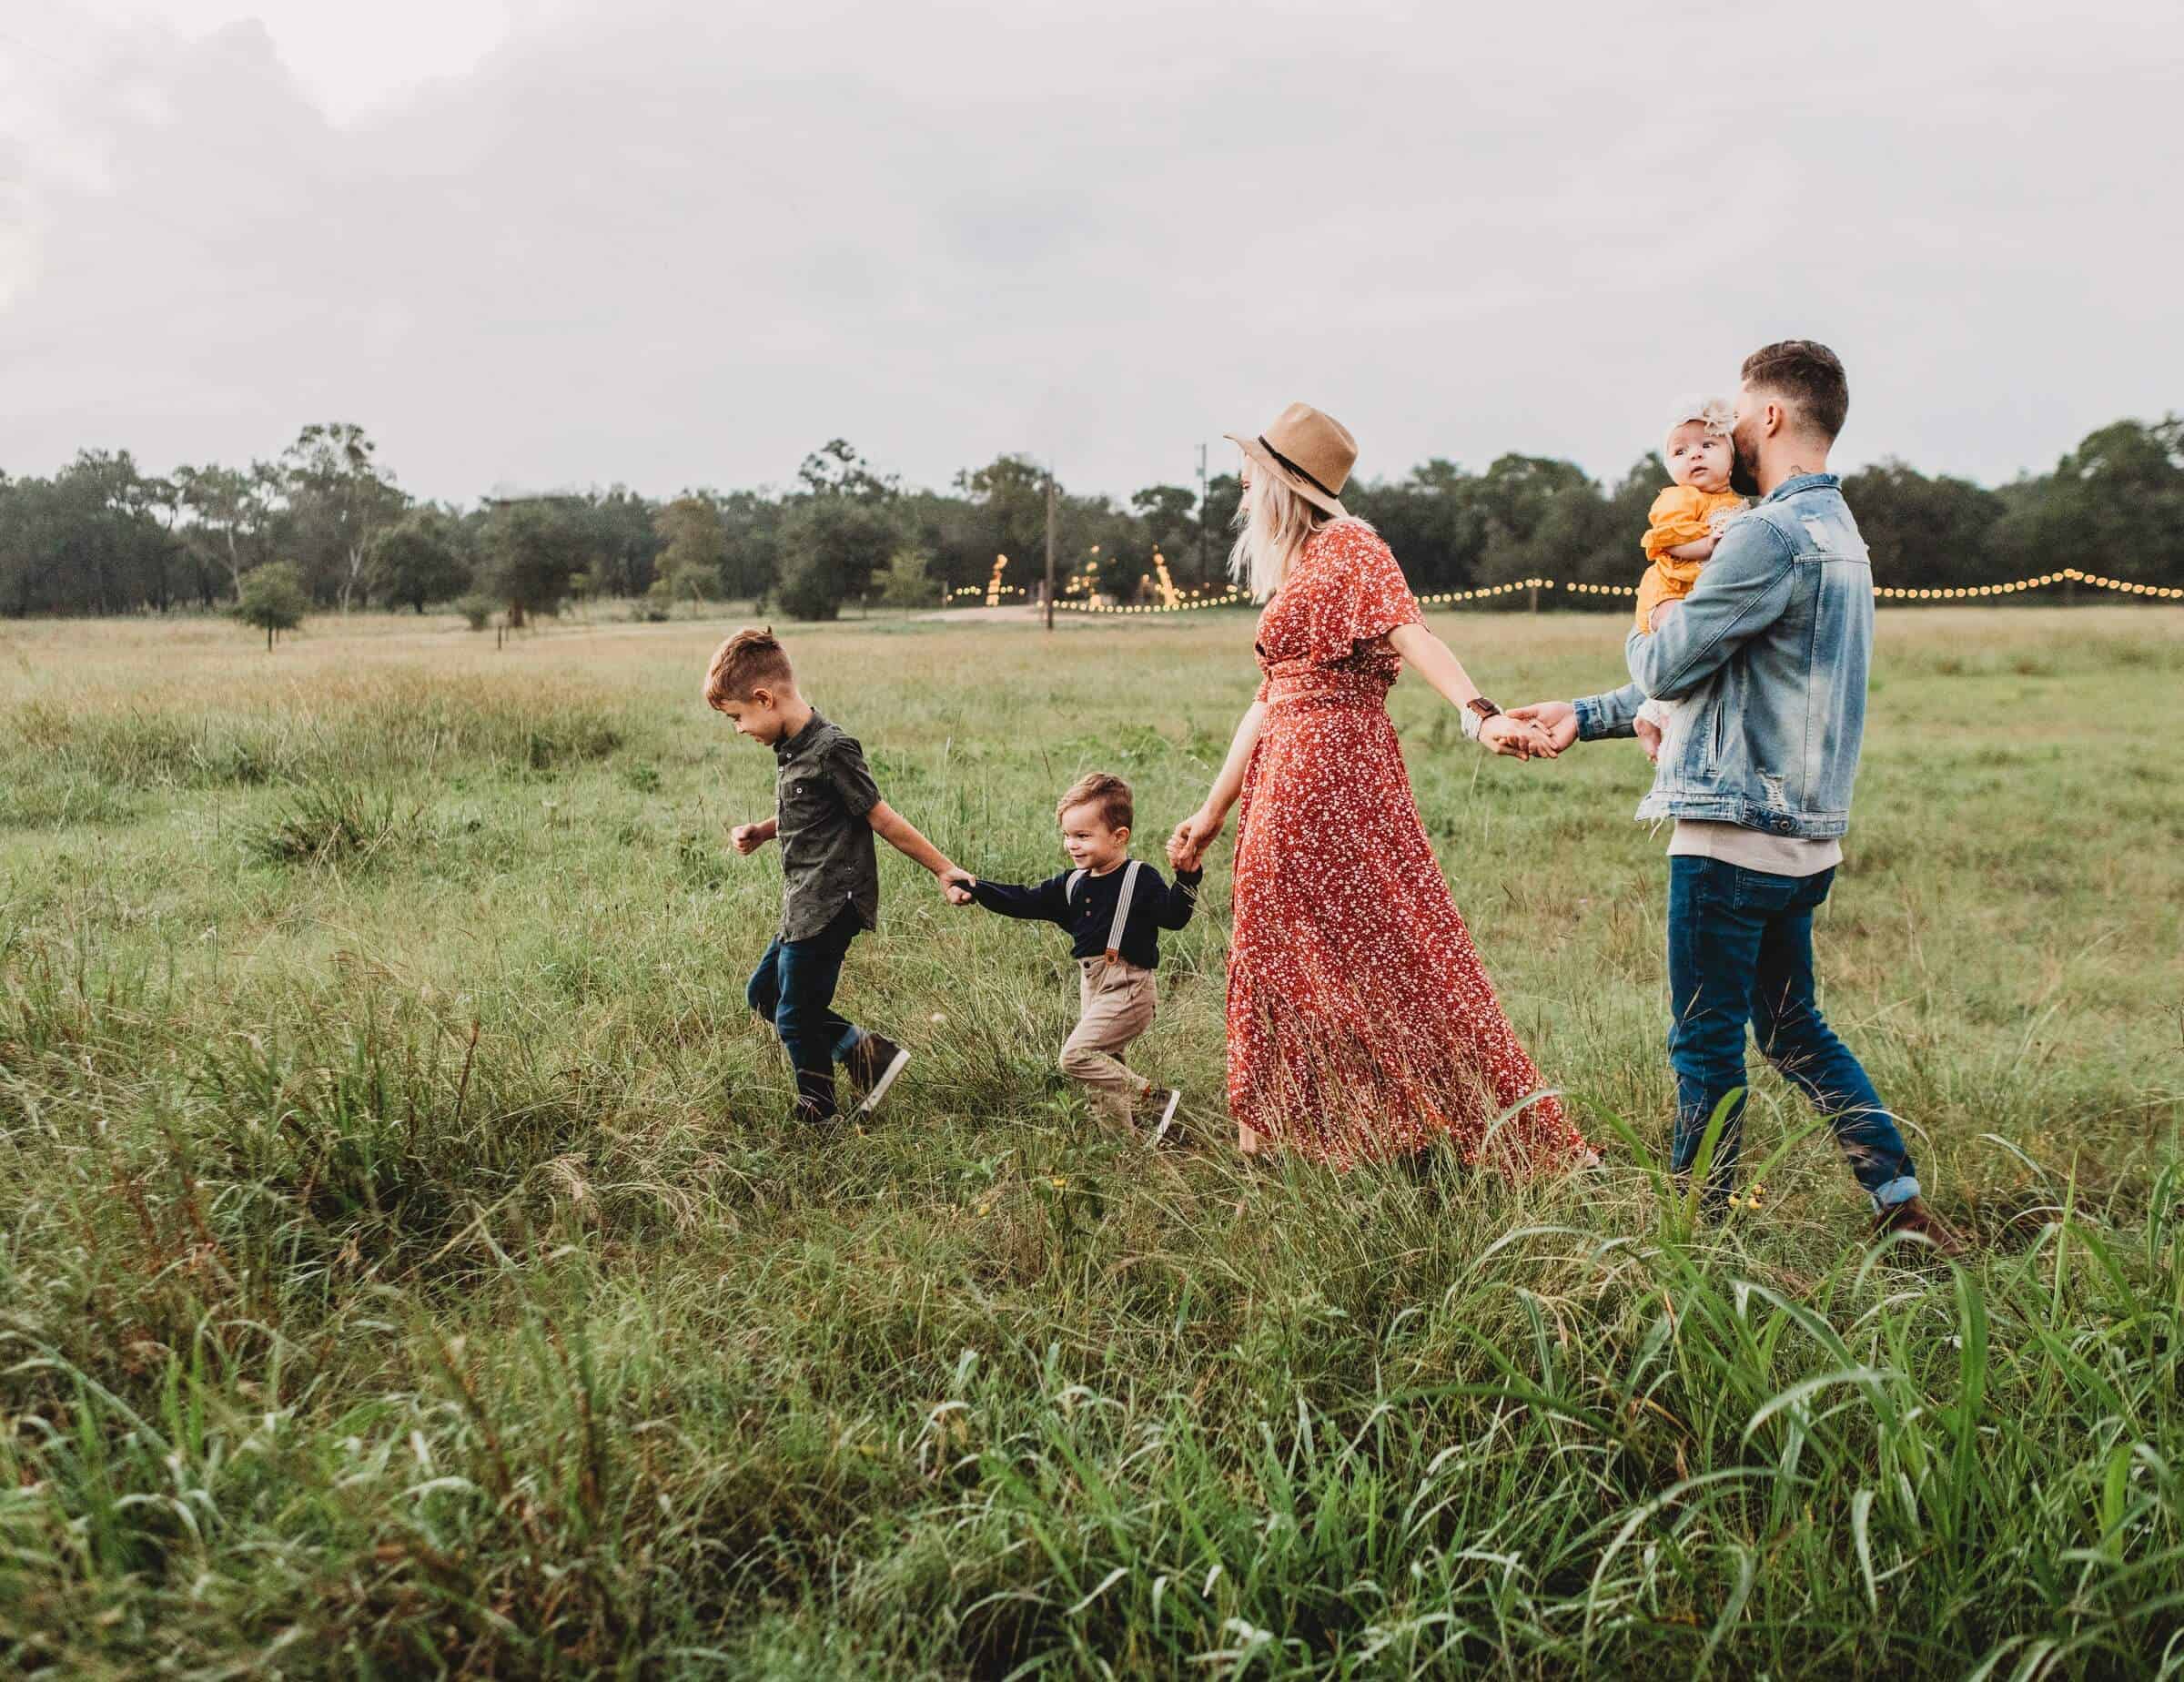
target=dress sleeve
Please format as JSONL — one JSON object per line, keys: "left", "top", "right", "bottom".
{"left": 1643, "top": 487, "right": 1714, "bottom": 562}
{"left": 1340, "top": 522, "right": 1423, "bottom": 643}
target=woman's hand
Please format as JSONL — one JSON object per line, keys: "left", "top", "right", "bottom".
{"left": 1168, "top": 806, "right": 1226, "bottom": 871}
{"left": 1480, "top": 714, "right": 1556, "bottom": 760}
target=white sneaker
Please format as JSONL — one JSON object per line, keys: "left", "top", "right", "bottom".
{"left": 847, "top": 1033, "right": 911, "bottom": 1115}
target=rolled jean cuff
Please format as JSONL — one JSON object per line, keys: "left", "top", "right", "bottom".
{"left": 1868, "top": 1175, "right": 1921, "bottom": 1212}
{"left": 832, "top": 1025, "right": 867, "bottom": 1061}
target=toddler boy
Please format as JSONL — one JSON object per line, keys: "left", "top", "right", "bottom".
{"left": 948, "top": 774, "right": 1199, "bottom": 1139}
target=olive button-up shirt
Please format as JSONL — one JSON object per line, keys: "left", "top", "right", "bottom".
{"left": 773, "top": 711, "right": 883, "bottom": 941}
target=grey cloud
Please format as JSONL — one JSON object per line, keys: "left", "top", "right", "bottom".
{"left": 2, "top": 0, "right": 2179, "bottom": 503}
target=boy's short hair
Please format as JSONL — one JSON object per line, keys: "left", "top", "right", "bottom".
{"left": 703, "top": 626, "right": 795, "bottom": 709}
{"left": 1740, "top": 339, "right": 1849, "bottom": 442}
{"left": 1057, "top": 772, "right": 1132, "bottom": 833}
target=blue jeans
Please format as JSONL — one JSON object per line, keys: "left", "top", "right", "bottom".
{"left": 1667, "top": 856, "right": 1918, "bottom": 1211}
{"left": 746, "top": 905, "right": 868, "bottom": 1120}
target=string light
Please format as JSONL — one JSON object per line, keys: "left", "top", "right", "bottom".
{"left": 1027, "top": 562, "right": 2182, "bottom": 614}
{"left": 1152, "top": 549, "right": 1179, "bottom": 608}
{"left": 1872, "top": 567, "right": 2182, "bottom": 602}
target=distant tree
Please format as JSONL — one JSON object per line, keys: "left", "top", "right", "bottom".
{"left": 653, "top": 496, "right": 728, "bottom": 599}
{"left": 1131, "top": 483, "right": 1201, "bottom": 581}
{"left": 1349, "top": 460, "right": 1484, "bottom": 594}
{"left": 718, "top": 490, "right": 784, "bottom": 600}
{"left": 1199, "top": 472, "right": 1243, "bottom": 583}
{"left": 797, "top": 439, "right": 898, "bottom": 502}
{"left": 1990, "top": 416, "right": 2183, "bottom": 587}
{"left": 236, "top": 561, "right": 308, "bottom": 648}
{"left": 367, "top": 509, "right": 470, "bottom": 612}
{"left": 280, "top": 423, "right": 406, "bottom": 610}
{"left": 587, "top": 486, "right": 662, "bottom": 596}
{"left": 0, "top": 451, "right": 180, "bottom": 616}
{"left": 481, "top": 497, "right": 590, "bottom": 626}
{"left": 1841, "top": 460, "right": 2006, "bottom": 591}
{"left": 1470, "top": 455, "right": 1603, "bottom": 587}
{"left": 874, "top": 545, "right": 934, "bottom": 607}
{"left": 950, "top": 454, "right": 1051, "bottom": 595}
{"left": 174, "top": 462, "right": 277, "bottom": 602}
{"left": 775, "top": 497, "right": 898, "bottom": 620}
{"left": 1066, "top": 496, "right": 1150, "bottom": 601}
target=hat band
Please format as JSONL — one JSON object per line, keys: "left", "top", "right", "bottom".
{"left": 1259, "top": 435, "right": 1340, "bottom": 502}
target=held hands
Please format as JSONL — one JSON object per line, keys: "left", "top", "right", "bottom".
{"left": 937, "top": 865, "right": 976, "bottom": 907}
{"left": 1479, "top": 714, "right": 1558, "bottom": 760}
{"left": 1504, "top": 701, "right": 1580, "bottom": 755}
{"left": 1167, "top": 807, "right": 1224, "bottom": 873}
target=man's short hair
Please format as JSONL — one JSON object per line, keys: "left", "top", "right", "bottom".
{"left": 703, "top": 626, "right": 794, "bottom": 708}
{"left": 1741, "top": 339, "right": 1850, "bottom": 442}
{"left": 1057, "top": 772, "right": 1133, "bottom": 833}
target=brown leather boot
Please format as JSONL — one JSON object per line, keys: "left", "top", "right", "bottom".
{"left": 1873, "top": 1196, "right": 1967, "bottom": 1258}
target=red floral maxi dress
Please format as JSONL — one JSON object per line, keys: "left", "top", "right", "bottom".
{"left": 1226, "top": 519, "right": 1592, "bottom": 1170}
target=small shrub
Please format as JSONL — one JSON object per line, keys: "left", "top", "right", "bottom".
{"left": 246, "top": 782, "right": 413, "bottom": 867}
{"left": 456, "top": 594, "right": 496, "bottom": 631}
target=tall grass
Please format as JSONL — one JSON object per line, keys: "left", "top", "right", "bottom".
{"left": 1, "top": 606, "right": 2179, "bottom": 1676}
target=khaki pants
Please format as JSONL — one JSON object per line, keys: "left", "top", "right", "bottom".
{"left": 1058, "top": 958, "right": 1156, "bottom": 1125}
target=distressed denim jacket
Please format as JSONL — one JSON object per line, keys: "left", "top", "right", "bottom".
{"left": 1574, "top": 473, "right": 1873, "bottom": 839}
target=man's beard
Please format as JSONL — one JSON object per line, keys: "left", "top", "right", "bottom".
{"left": 1729, "top": 435, "right": 1763, "bottom": 497}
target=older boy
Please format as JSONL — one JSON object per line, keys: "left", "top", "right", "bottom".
{"left": 706, "top": 626, "right": 970, "bottom": 1127}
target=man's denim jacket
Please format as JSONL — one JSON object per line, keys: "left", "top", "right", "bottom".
{"left": 1575, "top": 473, "right": 1872, "bottom": 840}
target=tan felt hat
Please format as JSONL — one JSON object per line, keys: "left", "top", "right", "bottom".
{"left": 1225, "top": 401, "right": 1354, "bottom": 519}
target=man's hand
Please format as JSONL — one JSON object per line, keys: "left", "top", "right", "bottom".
{"left": 937, "top": 865, "right": 976, "bottom": 907}
{"left": 729, "top": 820, "right": 774, "bottom": 856}
{"left": 1648, "top": 599, "right": 1681, "bottom": 633}
{"left": 1634, "top": 716, "right": 1663, "bottom": 763}
{"left": 1505, "top": 700, "right": 1579, "bottom": 753}
{"left": 1480, "top": 714, "right": 1556, "bottom": 760}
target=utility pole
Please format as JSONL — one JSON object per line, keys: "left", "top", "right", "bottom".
{"left": 1045, "top": 470, "right": 1057, "bottom": 633}
{"left": 1196, "top": 441, "right": 1209, "bottom": 586}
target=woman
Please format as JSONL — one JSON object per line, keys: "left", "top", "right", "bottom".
{"left": 1168, "top": 403, "right": 1592, "bottom": 1171}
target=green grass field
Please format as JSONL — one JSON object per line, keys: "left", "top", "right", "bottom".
{"left": 3, "top": 604, "right": 2180, "bottom": 1678}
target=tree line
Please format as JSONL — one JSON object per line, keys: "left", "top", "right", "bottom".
{"left": 4, "top": 416, "right": 2179, "bottom": 623}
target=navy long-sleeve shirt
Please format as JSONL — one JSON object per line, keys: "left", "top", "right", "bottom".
{"left": 968, "top": 859, "right": 1202, "bottom": 970}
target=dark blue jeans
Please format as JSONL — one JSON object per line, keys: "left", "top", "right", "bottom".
{"left": 1667, "top": 856, "right": 1918, "bottom": 1211}
{"left": 746, "top": 905, "right": 868, "bottom": 1120}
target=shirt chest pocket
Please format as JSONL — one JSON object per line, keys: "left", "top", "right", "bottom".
{"left": 777, "top": 774, "right": 834, "bottom": 849}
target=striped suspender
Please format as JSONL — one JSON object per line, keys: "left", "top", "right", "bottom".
{"left": 1066, "top": 863, "right": 1142, "bottom": 965}
{"left": 1104, "top": 861, "right": 1141, "bottom": 964}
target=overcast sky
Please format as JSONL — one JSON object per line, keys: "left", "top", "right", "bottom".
{"left": 5, "top": 0, "right": 2179, "bottom": 505}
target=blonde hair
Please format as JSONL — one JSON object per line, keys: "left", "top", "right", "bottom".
{"left": 1228, "top": 469, "right": 1337, "bottom": 600}
{"left": 703, "top": 625, "right": 794, "bottom": 709}
{"left": 1056, "top": 772, "right": 1132, "bottom": 832}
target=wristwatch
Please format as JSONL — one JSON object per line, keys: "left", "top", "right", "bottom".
{"left": 1460, "top": 697, "right": 1502, "bottom": 742}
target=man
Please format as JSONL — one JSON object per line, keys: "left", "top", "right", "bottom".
{"left": 1513, "top": 340, "right": 1962, "bottom": 1251}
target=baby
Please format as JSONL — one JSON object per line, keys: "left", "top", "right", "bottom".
{"left": 1633, "top": 397, "right": 1747, "bottom": 760}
